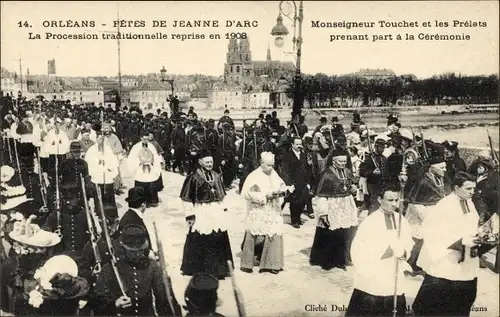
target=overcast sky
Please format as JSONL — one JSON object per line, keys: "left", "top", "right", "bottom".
{"left": 1, "top": 1, "right": 498, "bottom": 78}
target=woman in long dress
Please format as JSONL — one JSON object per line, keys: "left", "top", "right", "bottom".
{"left": 309, "top": 148, "right": 358, "bottom": 270}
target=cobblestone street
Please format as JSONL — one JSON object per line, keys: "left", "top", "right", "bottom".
{"left": 118, "top": 170, "right": 499, "bottom": 317}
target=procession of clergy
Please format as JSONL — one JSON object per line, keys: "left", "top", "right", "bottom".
{"left": 0, "top": 94, "right": 498, "bottom": 317}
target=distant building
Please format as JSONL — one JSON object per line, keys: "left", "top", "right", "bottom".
{"left": 400, "top": 73, "right": 418, "bottom": 83}
{"left": 48, "top": 59, "right": 56, "bottom": 76}
{"left": 243, "top": 91, "right": 270, "bottom": 109}
{"left": 224, "top": 38, "right": 294, "bottom": 86}
{"left": 353, "top": 68, "right": 396, "bottom": 80}
{"left": 26, "top": 82, "right": 65, "bottom": 101}
{"left": 65, "top": 86, "right": 105, "bottom": 105}
{"left": 129, "top": 82, "right": 190, "bottom": 110}
{"left": 208, "top": 84, "right": 244, "bottom": 109}
{"left": 1, "top": 68, "right": 21, "bottom": 96}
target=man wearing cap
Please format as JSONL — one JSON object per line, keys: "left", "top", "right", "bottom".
{"left": 78, "top": 128, "right": 95, "bottom": 157}
{"left": 41, "top": 178, "right": 92, "bottom": 259}
{"left": 218, "top": 109, "right": 234, "bottom": 131}
{"left": 386, "top": 128, "right": 414, "bottom": 186}
{"left": 413, "top": 172, "right": 497, "bottom": 316}
{"left": 219, "top": 122, "right": 237, "bottom": 190}
{"left": 158, "top": 113, "right": 173, "bottom": 171}
{"left": 91, "top": 224, "right": 181, "bottom": 316}
{"left": 127, "top": 132, "right": 163, "bottom": 207}
{"left": 310, "top": 147, "right": 358, "bottom": 270}
{"left": 359, "top": 137, "right": 390, "bottom": 213}
{"left": 184, "top": 272, "right": 225, "bottom": 316}
{"left": 205, "top": 119, "right": 220, "bottom": 168}
{"left": 170, "top": 119, "right": 186, "bottom": 175}
{"left": 59, "top": 140, "right": 90, "bottom": 201}
{"left": 186, "top": 123, "right": 207, "bottom": 175}
{"left": 404, "top": 143, "right": 451, "bottom": 276}
{"left": 85, "top": 130, "right": 120, "bottom": 211}
{"left": 442, "top": 140, "right": 467, "bottom": 182}
{"left": 180, "top": 148, "right": 234, "bottom": 279}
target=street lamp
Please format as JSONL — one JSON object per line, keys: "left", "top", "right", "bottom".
{"left": 159, "top": 66, "right": 175, "bottom": 96}
{"left": 160, "top": 66, "right": 176, "bottom": 114}
{"left": 270, "top": 1, "right": 304, "bottom": 118}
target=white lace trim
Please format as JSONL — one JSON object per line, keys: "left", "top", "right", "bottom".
{"left": 185, "top": 202, "right": 229, "bottom": 235}
{"left": 313, "top": 195, "right": 358, "bottom": 230}
{"left": 244, "top": 202, "right": 284, "bottom": 236}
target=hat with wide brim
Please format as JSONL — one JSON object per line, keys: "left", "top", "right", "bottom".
{"left": 9, "top": 230, "right": 61, "bottom": 248}
{"left": 1, "top": 182, "right": 34, "bottom": 212}
{"left": 41, "top": 274, "right": 90, "bottom": 300}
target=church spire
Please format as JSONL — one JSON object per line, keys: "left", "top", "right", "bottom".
{"left": 266, "top": 43, "right": 271, "bottom": 62}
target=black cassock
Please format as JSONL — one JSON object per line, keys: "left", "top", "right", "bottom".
{"left": 179, "top": 169, "right": 234, "bottom": 279}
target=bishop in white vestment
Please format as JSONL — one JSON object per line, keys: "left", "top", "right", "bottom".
{"left": 240, "top": 152, "right": 290, "bottom": 274}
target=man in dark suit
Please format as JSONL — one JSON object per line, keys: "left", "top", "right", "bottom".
{"left": 280, "top": 137, "right": 313, "bottom": 228}
{"left": 118, "top": 187, "right": 154, "bottom": 254}
{"left": 359, "top": 138, "right": 391, "bottom": 213}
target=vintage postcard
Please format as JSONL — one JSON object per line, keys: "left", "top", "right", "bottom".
{"left": 1, "top": 1, "right": 498, "bottom": 316}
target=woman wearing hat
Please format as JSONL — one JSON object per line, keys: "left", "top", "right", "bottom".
{"left": 1, "top": 217, "right": 61, "bottom": 315}
{"left": 25, "top": 255, "right": 89, "bottom": 315}
{"left": 469, "top": 159, "right": 494, "bottom": 224}
{"left": 309, "top": 148, "right": 359, "bottom": 270}
{"left": 442, "top": 140, "right": 467, "bottom": 182}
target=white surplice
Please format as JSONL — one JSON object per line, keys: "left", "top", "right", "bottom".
{"left": 85, "top": 143, "right": 119, "bottom": 185}
{"left": 127, "top": 141, "right": 161, "bottom": 183}
{"left": 351, "top": 209, "right": 414, "bottom": 296}
{"left": 42, "top": 129, "right": 70, "bottom": 155}
{"left": 241, "top": 167, "right": 287, "bottom": 237}
{"left": 418, "top": 193, "right": 480, "bottom": 281}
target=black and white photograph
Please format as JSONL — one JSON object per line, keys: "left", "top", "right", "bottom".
{"left": 1, "top": 1, "right": 499, "bottom": 316}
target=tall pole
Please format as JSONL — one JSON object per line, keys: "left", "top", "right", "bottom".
{"left": 292, "top": 1, "right": 303, "bottom": 118}
{"left": 117, "top": 6, "right": 122, "bottom": 109}
{"left": 19, "top": 55, "right": 23, "bottom": 94}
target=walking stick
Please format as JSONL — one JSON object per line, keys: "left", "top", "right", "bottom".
{"left": 227, "top": 260, "right": 246, "bottom": 317}
{"left": 36, "top": 147, "right": 48, "bottom": 207}
{"left": 152, "top": 221, "right": 180, "bottom": 316}
{"left": 95, "top": 183, "right": 127, "bottom": 296}
{"left": 13, "top": 137, "right": 23, "bottom": 186}
{"left": 392, "top": 160, "right": 407, "bottom": 317}
{"left": 81, "top": 174, "right": 102, "bottom": 275}
{"left": 54, "top": 132, "right": 62, "bottom": 238}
